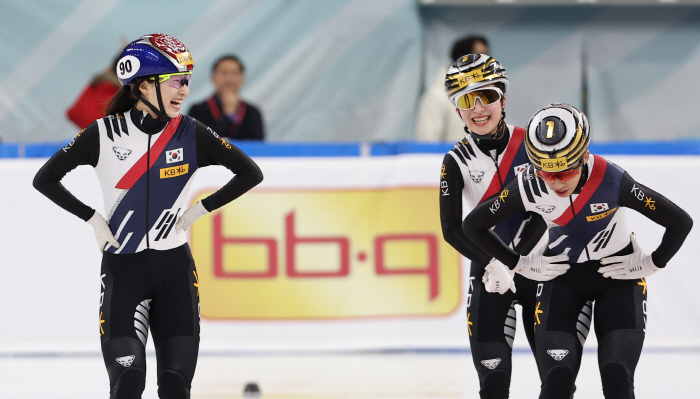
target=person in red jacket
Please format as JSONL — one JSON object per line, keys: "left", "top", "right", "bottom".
{"left": 66, "top": 55, "right": 121, "bottom": 129}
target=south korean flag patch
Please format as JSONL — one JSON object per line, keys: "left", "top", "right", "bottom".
{"left": 513, "top": 163, "right": 529, "bottom": 175}
{"left": 590, "top": 203, "right": 609, "bottom": 213}
{"left": 166, "top": 148, "right": 183, "bottom": 164}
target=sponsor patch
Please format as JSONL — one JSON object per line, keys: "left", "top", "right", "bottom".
{"left": 586, "top": 208, "right": 616, "bottom": 222}
{"left": 489, "top": 198, "right": 500, "bottom": 214}
{"left": 481, "top": 358, "right": 502, "bottom": 370}
{"left": 219, "top": 137, "right": 232, "bottom": 149}
{"left": 166, "top": 148, "right": 183, "bottom": 163}
{"left": 540, "top": 157, "right": 568, "bottom": 172}
{"left": 62, "top": 131, "right": 83, "bottom": 152}
{"left": 176, "top": 52, "right": 194, "bottom": 66}
{"left": 499, "top": 189, "right": 509, "bottom": 202}
{"left": 631, "top": 184, "right": 656, "bottom": 210}
{"left": 113, "top": 147, "right": 132, "bottom": 160}
{"left": 160, "top": 164, "right": 189, "bottom": 179}
{"left": 536, "top": 205, "right": 556, "bottom": 213}
{"left": 547, "top": 349, "right": 569, "bottom": 361}
{"left": 116, "top": 355, "right": 135, "bottom": 367}
{"left": 469, "top": 171, "right": 484, "bottom": 183}
{"left": 207, "top": 126, "right": 233, "bottom": 149}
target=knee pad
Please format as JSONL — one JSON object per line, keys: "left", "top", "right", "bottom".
{"left": 479, "top": 369, "right": 510, "bottom": 399}
{"left": 471, "top": 342, "right": 512, "bottom": 399}
{"left": 540, "top": 365, "right": 574, "bottom": 399}
{"left": 110, "top": 368, "right": 146, "bottom": 399}
{"left": 158, "top": 370, "right": 190, "bottom": 399}
{"left": 102, "top": 337, "right": 147, "bottom": 399}
{"left": 601, "top": 362, "right": 633, "bottom": 399}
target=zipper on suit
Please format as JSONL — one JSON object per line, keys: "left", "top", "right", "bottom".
{"left": 146, "top": 134, "right": 151, "bottom": 249}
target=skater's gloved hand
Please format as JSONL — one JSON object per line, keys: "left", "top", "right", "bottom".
{"left": 176, "top": 201, "right": 209, "bottom": 233}
{"left": 598, "top": 233, "right": 658, "bottom": 279}
{"left": 86, "top": 211, "right": 120, "bottom": 253}
{"left": 514, "top": 244, "right": 569, "bottom": 281}
{"left": 483, "top": 258, "right": 516, "bottom": 295}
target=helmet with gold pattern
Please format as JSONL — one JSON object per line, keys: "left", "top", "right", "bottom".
{"left": 525, "top": 103, "right": 591, "bottom": 172}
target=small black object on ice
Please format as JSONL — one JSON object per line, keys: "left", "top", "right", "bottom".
{"left": 244, "top": 382, "right": 260, "bottom": 397}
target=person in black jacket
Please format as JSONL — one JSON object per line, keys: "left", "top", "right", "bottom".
{"left": 188, "top": 55, "right": 265, "bottom": 140}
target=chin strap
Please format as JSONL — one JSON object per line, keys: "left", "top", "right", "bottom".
{"left": 139, "top": 77, "right": 171, "bottom": 122}
{"left": 467, "top": 108, "right": 507, "bottom": 142}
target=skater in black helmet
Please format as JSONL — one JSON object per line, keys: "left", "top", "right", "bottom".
{"left": 463, "top": 103, "right": 692, "bottom": 399}
{"left": 440, "top": 54, "right": 581, "bottom": 398}
{"left": 34, "top": 33, "right": 263, "bottom": 398}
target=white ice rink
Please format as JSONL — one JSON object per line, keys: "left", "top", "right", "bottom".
{"left": 2, "top": 349, "right": 698, "bottom": 398}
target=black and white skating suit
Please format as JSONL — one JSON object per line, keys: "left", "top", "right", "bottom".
{"left": 34, "top": 109, "right": 263, "bottom": 398}
{"left": 440, "top": 125, "right": 548, "bottom": 399}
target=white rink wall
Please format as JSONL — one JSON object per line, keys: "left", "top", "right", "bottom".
{"left": 1, "top": 154, "right": 698, "bottom": 354}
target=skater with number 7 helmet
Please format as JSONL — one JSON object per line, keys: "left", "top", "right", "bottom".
{"left": 463, "top": 103, "right": 692, "bottom": 398}
{"left": 440, "top": 54, "right": 581, "bottom": 398}
{"left": 34, "top": 33, "right": 263, "bottom": 398}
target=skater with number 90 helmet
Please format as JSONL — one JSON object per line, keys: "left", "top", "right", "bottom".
{"left": 34, "top": 33, "right": 263, "bottom": 398}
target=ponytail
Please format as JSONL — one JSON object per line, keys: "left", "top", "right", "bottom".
{"left": 105, "top": 77, "right": 147, "bottom": 116}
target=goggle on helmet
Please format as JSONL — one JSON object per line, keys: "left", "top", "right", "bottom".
{"left": 525, "top": 103, "right": 591, "bottom": 173}
{"left": 116, "top": 33, "right": 194, "bottom": 86}
{"left": 445, "top": 54, "right": 509, "bottom": 107}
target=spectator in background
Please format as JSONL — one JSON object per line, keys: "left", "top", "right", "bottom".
{"left": 188, "top": 55, "right": 265, "bottom": 140}
{"left": 66, "top": 39, "right": 129, "bottom": 129}
{"left": 66, "top": 54, "right": 121, "bottom": 129}
{"left": 415, "top": 35, "right": 490, "bottom": 142}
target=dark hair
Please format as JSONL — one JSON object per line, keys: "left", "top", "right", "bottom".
{"left": 451, "top": 35, "right": 489, "bottom": 61}
{"left": 105, "top": 77, "right": 148, "bottom": 116}
{"left": 211, "top": 54, "right": 245, "bottom": 74}
{"left": 494, "top": 82, "right": 506, "bottom": 94}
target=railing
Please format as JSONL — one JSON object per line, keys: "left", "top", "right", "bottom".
{"left": 1, "top": 139, "right": 699, "bottom": 158}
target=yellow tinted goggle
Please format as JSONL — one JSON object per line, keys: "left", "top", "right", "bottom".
{"left": 150, "top": 72, "right": 192, "bottom": 83}
{"left": 455, "top": 87, "right": 503, "bottom": 110}
{"left": 150, "top": 72, "right": 192, "bottom": 89}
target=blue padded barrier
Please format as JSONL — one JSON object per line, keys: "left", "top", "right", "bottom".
{"left": 1, "top": 139, "right": 698, "bottom": 158}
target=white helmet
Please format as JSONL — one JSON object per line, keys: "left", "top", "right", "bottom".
{"left": 525, "top": 103, "right": 591, "bottom": 172}
{"left": 444, "top": 54, "right": 508, "bottom": 107}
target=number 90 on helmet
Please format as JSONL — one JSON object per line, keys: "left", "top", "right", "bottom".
{"left": 115, "top": 33, "right": 194, "bottom": 86}
{"left": 525, "top": 103, "right": 591, "bottom": 172}
{"left": 444, "top": 54, "right": 509, "bottom": 107}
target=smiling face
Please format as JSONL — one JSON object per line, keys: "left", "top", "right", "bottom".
{"left": 455, "top": 84, "right": 505, "bottom": 136}
{"left": 138, "top": 75, "right": 190, "bottom": 118}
